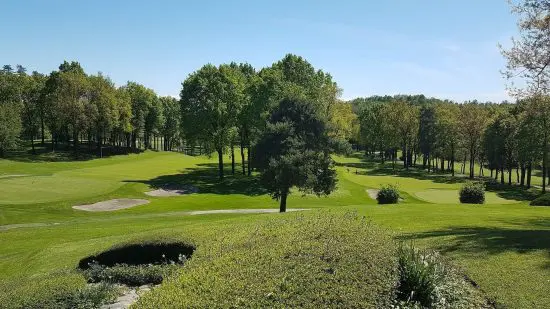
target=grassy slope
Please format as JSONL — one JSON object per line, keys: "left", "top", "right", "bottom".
{"left": 0, "top": 151, "right": 549, "bottom": 308}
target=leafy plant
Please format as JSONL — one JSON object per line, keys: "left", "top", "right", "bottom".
{"left": 82, "top": 263, "right": 179, "bottom": 286}
{"left": 377, "top": 184, "right": 400, "bottom": 204}
{"left": 396, "top": 244, "right": 489, "bottom": 308}
{"left": 459, "top": 181, "right": 485, "bottom": 204}
{"left": 530, "top": 193, "right": 550, "bottom": 206}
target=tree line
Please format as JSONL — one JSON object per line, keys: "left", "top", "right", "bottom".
{"left": 353, "top": 95, "right": 550, "bottom": 192}
{"left": 0, "top": 55, "right": 357, "bottom": 211}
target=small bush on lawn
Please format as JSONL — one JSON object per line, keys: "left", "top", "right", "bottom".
{"left": 377, "top": 184, "right": 400, "bottom": 204}
{"left": 396, "top": 245, "right": 489, "bottom": 308}
{"left": 135, "top": 212, "right": 399, "bottom": 308}
{"left": 459, "top": 182, "right": 485, "bottom": 204}
{"left": 530, "top": 193, "right": 550, "bottom": 206}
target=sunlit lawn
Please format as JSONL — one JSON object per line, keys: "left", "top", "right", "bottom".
{"left": 0, "top": 151, "right": 549, "bottom": 308}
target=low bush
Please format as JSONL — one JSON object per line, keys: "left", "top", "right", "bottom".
{"left": 0, "top": 272, "right": 119, "bottom": 309}
{"left": 396, "top": 245, "right": 489, "bottom": 308}
{"left": 459, "top": 182, "right": 485, "bottom": 204}
{"left": 377, "top": 184, "right": 400, "bottom": 204}
{"left": 135, "top": 212, "right": 399, "bottom": 308}
{"left": 83, "top": 263, "right": 180, "bottom": 286}
{"left": 530, "top": 193, "right": 550, "bottom": 206}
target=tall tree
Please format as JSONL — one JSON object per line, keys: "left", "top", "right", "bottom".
{"left": 253, "top": 98, "right": 336, "bottom": 212}
{"left": 180, "top": 64, "right": 244, "bottom": 179}
{"left": 458, "top": 103, "right": 489, "bottom": 179}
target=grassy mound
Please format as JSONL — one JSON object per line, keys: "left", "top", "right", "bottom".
{"left": 530, "top": 193, "right": 550, "bottom": 206}
{"left": 135, "top": 212, "right": 399, "bottom": 308}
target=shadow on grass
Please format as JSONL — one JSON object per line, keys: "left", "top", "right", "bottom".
{"left": 4, "top": 143, "right": 143, "bottom": 163}
{"left": 399, "top": 219, "right": 550, "bottom": 268}
{"left": 126, "top": 163, "right": 268, "bottom": 196}
{"left": 339, "top": 153, "right": 540, "bottom": 202}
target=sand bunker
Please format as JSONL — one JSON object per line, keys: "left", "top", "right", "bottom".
{"left": 145, "top": 184, "right": 199, "bottom": 197}
{"left": 366, "top": 189, "right": 379, "bottom": 200}
{"left": 73, "top": 199, "right": 149, "bottom": 212}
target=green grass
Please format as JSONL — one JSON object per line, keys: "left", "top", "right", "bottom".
{"left": 1, "top": 151, "right": 549, "bottom": 308}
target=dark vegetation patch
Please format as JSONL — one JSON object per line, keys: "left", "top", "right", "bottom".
{"left": 79, "top": 242, "right": 195, "bottom": 286}
{"left": 530, "top": 193, "right": 550, "bottom": 206}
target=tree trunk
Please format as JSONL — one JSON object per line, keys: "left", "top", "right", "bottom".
{"left": 31, "top": 134, "right": 35, "bottom": 155}
{"left": 279, "top": 189, "right": 288, "bottom": 213}
{"left": 520, "top": 165, "right": 526, "bottom": 186}
{"left": 508, "top": 168, "right": 512, "bottom": 185}
{"left": 403, "top": 142, "right": 408, "bottom": 169}
{"left": 469, "top": 148, "right": 475, "bottom": 179}
{"left": 247, "top": 146, "right": 251, "bottom": 176}
{"left": 495, "top": 169, "right": 499, "bottom": 181}
{"left": 41, "top": 116, "right": 45, "bottom": 146}
{"left": 441, "top": 158, "right": 445, "bottom": 172}
{"left": 217, "top": 148, "right": 224, "bottom": 180}
{"left": 527, "top": 162, "right": 532, "bottom": 188}
{"left": 500, "top": 166, "right": 505, "bottom": 185}
{"left": 516, "top": 168, "right": 520, "bottom": 184}
{"left": 240, "top": 143, "right": 246, "bottom": 175}
{"left": 544, "top": 134, "right": 548, "bottom": 193}
{"left": 231, "top": 144, "right": 235, "bottom": 175}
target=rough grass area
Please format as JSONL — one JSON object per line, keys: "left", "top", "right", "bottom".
{"left": 135, "top": 212, "right": 399, "bottom": 308}
{"left": 0, "top": 272, "right": 119, "bottom": 309}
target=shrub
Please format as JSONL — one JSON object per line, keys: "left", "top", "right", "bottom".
{"left": 377, "top": 184, "right": 400, "bottom": 204}
{"left": 135, "top": 212, "right": 399, "bottom": 308}
{"left": 459, "top": 182, "right": 485, "bottom": 204}
{"left": 530, "top": 193, "right": 550, "bottom": 206}
{"left": 0, "top": 273, "right": 119, "bottom": 309}
{"left": 83, "top": 263, "right": 180, "bottom": 286}
{"left": 396, "top": 245, "right": 489, "bottom": 308}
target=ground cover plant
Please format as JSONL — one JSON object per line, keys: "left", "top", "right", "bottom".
{"left": 530, "top": 193, "right": 550, "bottom": 206}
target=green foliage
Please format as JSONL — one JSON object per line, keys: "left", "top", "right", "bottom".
{"left": 0, "top": 273, "right": 118, "bottom": 309}
{"left": 530, "top": 193, "right": 550, "bottom": 206}
{"left": 135, "top": 212, "right": 398, "bottom": 308}
{"left": 83, "top": 263, "right": 180, "bottom": 286}
{"left": 0, "top": 102, "right": 22, "bottom": 156}
{"left": 459, "top": 182, "right": 486, "bottom": 204}
{"left": 377, "top": 184, "right": 400, "bottom": 204}
{"left": 396, "top": 245, "right": 488, "bottom": 308}
{"left": 253, "top": 98, "right": 337, "bottom": 211}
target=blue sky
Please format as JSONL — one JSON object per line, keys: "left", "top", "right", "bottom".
{"left": 0, "top": 0, "right": 517, "bottom": 102}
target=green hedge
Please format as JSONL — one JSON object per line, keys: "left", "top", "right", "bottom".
{"left": 530, "top": 193, "right": 550, "bottom": 206}
{"left": 135, "top": 212, "right": 399, "bottom": 308}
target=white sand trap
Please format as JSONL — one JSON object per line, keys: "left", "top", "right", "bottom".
{"left": 366, "top": 189, "right": 379, "bottom": 200}
{"left": 145, "top": 185, "right": 199, "bottom": 197}
{"left": 366, "top": 189, "right": 403, "bottom": 202}
{"left": 73, "top": 199, "right": 149, "bottom": 212}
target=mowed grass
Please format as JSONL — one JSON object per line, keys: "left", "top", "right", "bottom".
{"left": 0, "top": 151, "right": 549, "bottom": 308}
